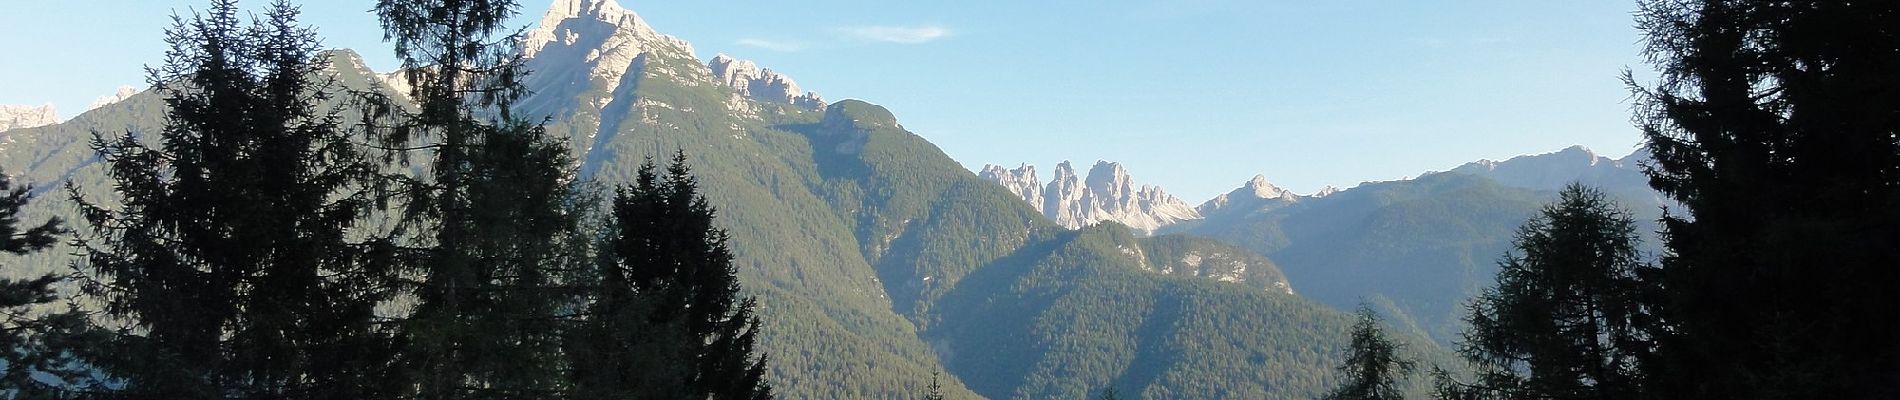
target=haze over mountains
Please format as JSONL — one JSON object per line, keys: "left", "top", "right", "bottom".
{"left": 0, "top": 0, "right": 1666, "bottom": 398}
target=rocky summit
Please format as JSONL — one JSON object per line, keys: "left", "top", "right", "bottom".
{"left": 0, "top": 104, "right": 58, "bottom": 133}
{"left": 979, "top": 160, "right": 1201, "bottom": 235}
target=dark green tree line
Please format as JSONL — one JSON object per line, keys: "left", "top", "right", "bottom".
{"left": 67, "top": 0, "right": 405, "bottom": 397}
{"left": 1433, "top": 185, "right": 1653, "bottom": 400}
{"left": 1631, "top": 0, "right": 1900, "bottom": 397}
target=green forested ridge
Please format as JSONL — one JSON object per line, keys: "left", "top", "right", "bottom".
{"left": 1179, "top": 172, "right": 1662, "bottom": 343}
{"left": 930, "top": 223, "right": 1453, "bottom": 399}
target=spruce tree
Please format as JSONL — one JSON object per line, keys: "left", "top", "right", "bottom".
{"left": 1324, "top": 305, "right": 1413, "bottom": 400}
{"left": 924, "top": 371, "right": 945, "bottom": 400}
{"left": 574, "top": 155, "right": 772, "bottom": 399}
{"left": 1434, "top": 184, "right": 1651, "bottom": 400}
{"left": 371, "top": 0, "right": 580, "bottom": 397}
{"left": 67, "top": 1, "right": 403, "bottom": 397}
{"left": 1631, "top": 0, "right": 1900, "bottom": 397}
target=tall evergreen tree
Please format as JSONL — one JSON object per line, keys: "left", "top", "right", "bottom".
{"left": 924, "top": 371, "right": 946, "bottom": 400}
{"left": 1630, "top": 1, "right": 1900, "bottom": 397}
{"left": 67, "top": 1, "right": 404, "bottom": 397}
{"left": 1325, "top": 305, "right": 1413, "bottom": 400}
{"left": 573, "top": 155, "right": 772, "bottom": 399}
{"left": 1432, "top": 185, "right": 1652, "bottom": 400}
{"left": 371, "top": 0, "right": 580, "bottom": 397}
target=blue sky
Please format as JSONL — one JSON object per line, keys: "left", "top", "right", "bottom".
{"left": 0, "top": 0, "right": 1651, "bottom": 201}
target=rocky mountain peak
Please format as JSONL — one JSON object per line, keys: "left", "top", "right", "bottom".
{"left": 525, "top": 0, "right": 681, "bottom": 58}
{"left": 979, "top": 164, "right": 1041, "bottom": 206}
{"left": 518, "top": 0, "right": 700, "bottom": 114}
{"left": 1245, "top": 174, "right": 1290, "bottom": 199}
{"left": 86, "top": 86, "right": 139, "bottom": 112}
{"left": 710, "top": 53, "right": 823, "bottom": 109}
{"left": 1314, "top": 185, "right": 1341, "bottom": 197}
{"left": 0, "top": 104, "right": 58, "bottom": 133}
{"left": 1197, "top": 174, "right": 1303, "bottom": 216}
{"left": 979, "top": 160, "right": 1199, "bottom": 235}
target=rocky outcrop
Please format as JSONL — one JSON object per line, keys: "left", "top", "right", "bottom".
{"left": 515, "top": 0, "right": 825, "bottom": 165}
{"left": 86, "top": 86, "right": 139, "bottom": 112}
{"left": 710, "top": 54, "right": 823, "bottom": 109}
{"left": 979, "top": 160, "right": 1199, "bottom": 235}
{"left": 978, "top": 164, "right": 1040, "bottom": 206}
{"left": 0, "top": 104, "right": 57, "bottom": 133}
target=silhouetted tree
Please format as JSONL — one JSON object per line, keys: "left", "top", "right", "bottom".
{"left": 0, "top": 170, "right": 99, "bottom": 397}
{"left": 1325, "top": 305, "right": 1413, "bottom": 400}
{"left": 572, "top": 155, "right": 772, "bottom": 399}
{"left": 1097, "top": 387, "right": 1122, "bottom": 400}
{"left": 1630, "top": 0, "right": 1900, "bottom": 397}
{"left": 1433, "top": 185, "right": 1652, "bottom": 400}
{"left": 68, "top": 1, "right": 404, "bottom": 397}
{"left": 371, "top": 0, "right": 581, "bottom": 397}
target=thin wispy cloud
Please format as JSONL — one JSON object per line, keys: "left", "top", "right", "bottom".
{"left": 736, "top": 38, "right": 805, "bottom": 52}
{"left": 833, "top": 25, "right": 952, "bottom": 44}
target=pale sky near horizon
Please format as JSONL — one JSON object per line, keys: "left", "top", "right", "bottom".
{"left": 0, "top": 0, "right": 1654, "bottom": 201}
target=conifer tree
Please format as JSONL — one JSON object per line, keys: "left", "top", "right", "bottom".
{"left": 1433, "top": 184, "right": 1651, "bottom": 400}
{"left": 573, "top": 155, "right": 772, "bottom": 399}
{"left": 0, "top": 170, "right": 97, "bottom": 397}
{"left": 924, "top": 371, "right": 946, "bottom": 400}
{"left": 370, "top": 0, "right": 580, "bottom": 395}
{"left": 1631, "top": 0, "right": 1900, "bottom": 397}
{"left": 68, "top": 1, "right": 404, "bottom": 397}
{"left": 1324, "top": 305, "right": 1413, "bottom": 400}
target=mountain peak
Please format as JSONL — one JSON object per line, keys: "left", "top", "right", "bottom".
{"left": 710, "top": 53, "right": 823, "bottom": 109}
{"left": 86, "top": 86, "right": 139, "bottom": 112}
{"left": 978, "top": 160, "right": 1198, "bottom": 235}
{"left": 0, "top": 104, "right": 58, "bottom": 133}
{"left": 1197, "top": 174, "right": 1302, "bottom": 216}
{"left": 522, "top": 0, "right": 689, "bottom": 61}
{"left": 980, "top": 164, "right": 1041, "bottom": 206}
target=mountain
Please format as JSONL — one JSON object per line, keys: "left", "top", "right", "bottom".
{"left": 1444, "top": 145, "right": 1657, "bottom": 201}
{"left": 85, "top": 85, "right": 140, "bottom": 112}
{"left": 0, "top": 104, "right": 58, "bottom": 133}
{"left": 0, "top": 0, "right": 1447, "bottom": 398}
{"left": 978, "top": 160, "right": 1200, "bottom": 235}
{"left": 1175, "top": 145, "right": 1666, "bottom": 342}
{"left": 1195, "top": 174, "right": 1320, "bottom": 220}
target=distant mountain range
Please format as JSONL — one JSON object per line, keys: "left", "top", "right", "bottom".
{"left": 977, "top": 145, "right": 1662, "bottom": 343}
{"left": 0, "top": 0, "right": 1458, "bottom": 398}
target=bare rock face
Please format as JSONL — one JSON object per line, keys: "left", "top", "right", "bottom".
{"left": 0, "top": 104, "right": 58, "bottom": 133}
{"left": 979, "top": 164, "right": 1040, "bottom": 206}
{"left": 86, "top": 86, "right": 139, "bottom": 112}
{"left": 514, "top": 0, "right": 826, "bottom": 165}
{"left": 979, "top": 160, "right": 1200, "bottom": 235}
{"left": 710, "top": 54, "right": 823, "bottom": 109}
